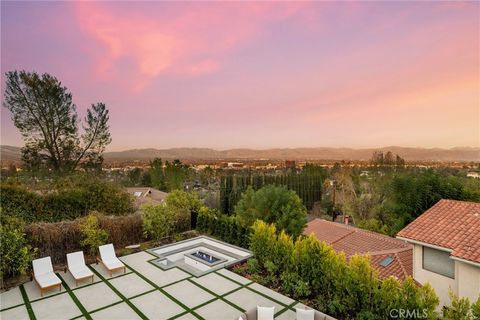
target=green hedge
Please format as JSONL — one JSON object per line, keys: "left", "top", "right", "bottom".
{"left": 248, "top": 220, "right": 440, "bottom": 319}
{"left": 1, "top": 182, "right": 134, "bottom": 223}
{"left": 196, "top": 207, "right": 249, "bottom": 247}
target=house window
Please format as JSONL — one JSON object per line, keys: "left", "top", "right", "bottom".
{"left": 422, "top": 246, "right": 455, "bottom": 279}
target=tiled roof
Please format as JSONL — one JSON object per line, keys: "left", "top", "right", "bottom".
{"left": 304, "top": 219, "right": 413, "bottom": 280}
{"left": 397, "top": 199, "right": 480, "bottom": 264}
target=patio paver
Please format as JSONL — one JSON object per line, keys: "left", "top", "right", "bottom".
{"left": 23, "top": 280, "right": 65, "bottom": 301}
{"left": 0, "top": 246, "right": 316, "bottom": 320}
{"left": 120, "top": 251, "right": 155, "bottom": 268}
{"left": 163, "top": 280, "right": 215, "bottom": 309}
{"left": 191, "top": 272, "right": 240, "bottom": 295}
{"left": 60, "top": 270, "right": 101, "bottom": 290}
{"left": 0, "top": 286, "right": 23, "bottom": 310}
{"left": 73, "top": 282, "right": 121, "bottom": 312}
{"left": 144, "top": 265, "right": 190, "bottom": 287}
{"left": 175, "top": 312, "right": 200, "bottom": 319}
{"left": 194, "top": 299, "right": 243, "bottom": 320}
{"left": 130, "top": 290, "right": 185, "bottom": 319}
{"left": 249, "top": 282, "right": 295, "bottom": 305}
{"left": 30, "top": 292, "right": 81, "bottom": 320}
{"left": 0, "top": 304, "right": 29, "bottom": 320}
{"left": 108, "top": 273, "right": 154, "bottom": 298}
{"left": 216, "top": 269, "right": 252, "bottom": 285}
{"left": 90, "top": 302, "right": 142, "bottom": 320}
{"left": 89, "top": 264, "right": 131, "bottom": 280}
{"left": 224, "top": 287, "right": 284, "bottom": 314}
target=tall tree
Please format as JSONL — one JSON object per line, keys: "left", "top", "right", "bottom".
{"left": 235, "top": 185, "right": 307, "bottom": 237}
{"left": 3, "top": 71, "right": 111, "bottom": 172}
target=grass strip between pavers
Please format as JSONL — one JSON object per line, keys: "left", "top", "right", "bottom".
{"left": 120, "top": 260, "right": 205, "bottom": 320}
{"left": 88, "top": 266, "right": 149, "bottom": 320}
{"left": 214, "top": 269, "right": 252, "bottom": 286}
{"left": 19, "top": 284, "right": 36, "bottom": 320}
{"left": 187, "top": 278, "right": 246, "bottom": 313}
{"left": 59, "top": 272, "right": 92, "bottom": 320}
{"left": 213, "top": 269, "right": 299, "bottom": 317}
{"left": 0, "top": 302, "right": 25, "bottom": 312}
{"left": 275, "top": 300, "right": 300, "bottom": 318}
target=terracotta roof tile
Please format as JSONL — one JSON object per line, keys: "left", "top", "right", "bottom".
{"left": 304, "top": 219, "right": 412, "bottom": 280}
{"left": 397, "top": 199, "right": 480, "bottom": 264}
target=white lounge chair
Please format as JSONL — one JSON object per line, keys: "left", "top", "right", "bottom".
{"left": 32, "top": 257, "right": 62, "bottom": 296}
{"left": 67, "top": 251, "right": 94, "bottom": 286}
{"left": 98, "top": 244, "right": 126, "bottom": 276}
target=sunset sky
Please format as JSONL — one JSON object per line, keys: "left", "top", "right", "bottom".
{"left": 1, "top": 1, "right": 479, "bottom": 151}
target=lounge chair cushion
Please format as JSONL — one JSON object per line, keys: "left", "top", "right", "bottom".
{"left": 33, "top": 257, "right": 54, "bottom": 276}
{"left": 102, "top": 258, "right": 124, "bottom": 270}
{"left": 257, "top": 306, "right": 274, "bottom": 320}
{"left": 99, "top": 244, "right": 117, "bottom": 261}
{"left": 296, "top": 308, "right": 315, "bottom": 320}
{"left": 67, "top": 251, "right": 94, "bottom": 279}
{"left": 35, "top": 272, "right": 61, "bottom": 288}
{"left": 70, "top": 267, "right": 94, "bottom": 279}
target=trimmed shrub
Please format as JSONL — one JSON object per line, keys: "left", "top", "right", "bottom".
{"left": 196, "top": 207, "right": 249, "bottom": 247}
{"left": 1, "top": 180, "right": 134, "bottom": 223}
{"left": 25, "top": 214, "right": 143, "bottom": 264}
{"left": 0, "top": 215, "right": 37, "bottom": 279}
{"left": 247, "top": 220, "right": 440, "bottom": 319}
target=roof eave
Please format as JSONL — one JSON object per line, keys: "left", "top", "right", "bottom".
{"left": 395, "top": 237, "right": 453, "bottom": 253}
{"left": 450, "top": 256, "right": 480, "bottom": 268}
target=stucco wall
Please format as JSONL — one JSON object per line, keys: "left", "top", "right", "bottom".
{"left": 413, "top": 244, "right": 456, "bottom": 306}
{"left": 457, "top": 261, "right": 480, "bottom": 303}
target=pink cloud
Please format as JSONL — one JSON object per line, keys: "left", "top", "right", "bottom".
{"left": 74, "top": 2, "right": 307, "bottom": 92}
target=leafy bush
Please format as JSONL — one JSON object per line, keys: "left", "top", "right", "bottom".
{"left": 247, "top": 258, "right": 260, "bottom": 274}
{"left": 142, "top": 204, "right": 179, "bottom": 240}
{"left": 1, "top": 179, "right": 134, "bottom": 223}
{"left": 80, "top": 214, "right": 109, "bottom": 255}
{"left": 442, "top": 289, "right": 472, "bottom": 320}
{"left": 473, "top": 295, "right": 480, "bottom": 320}
{"left": 0, "top": 215, "right": 36, "bottom": 279}
{"left": 235, "top": 185, "right": 307, "bottom": 237}
{"left": 280, "top": 271, "right": 311, "bottom": 299}
{"left": 248, "top": 220, "right": 439, "bottom": 319}
{"left": 165, "top": 190, "right": 202, "bottom": 231}
{"left": 196, "top": 207, "right": 249, "bottom": 247}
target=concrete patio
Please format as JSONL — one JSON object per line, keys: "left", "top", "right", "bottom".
{"left": 1, "top": 250, "right": 306, "bottom": 320}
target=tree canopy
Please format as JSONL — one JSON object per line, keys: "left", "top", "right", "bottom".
{"left": 234, "top": 185, "right": 307, "bottom": 237}
{"left": 3, "top": 71, "right": 111, "bottom": 172}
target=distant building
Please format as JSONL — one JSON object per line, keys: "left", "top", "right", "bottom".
{"left": 227, "top": 162, "right": 244, "bottom": 168}
{"left": 126, "top": 187, "right": 168, "bottom": 210}
{"left": 304, "top": 219, "right": 413, "bottom": 281}
{"left": 397, "top": 200, "right": 480, "bottom": 307}
{"left": 285, "top": 160, "right": 296, "bottom": 169}
{"left": 467, "top": 172, "right": 480, "bottom": 179}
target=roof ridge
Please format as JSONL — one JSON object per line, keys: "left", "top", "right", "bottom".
{"left": 367, "top": 246, "right": 413, "bottom": 256}
{"left": 394, "top": 252, "right": 409, "bottom": 279}
{"left": 330, "top": 229, "right": 356, "bottom": 245}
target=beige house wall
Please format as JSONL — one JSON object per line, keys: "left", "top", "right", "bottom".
{"left": 412, "top": 244, "right": 480, "bottom": 307}
{"left": 456, "top": 260, "right": 480, "bottom": 304}
{"left": 413, "top": 244, "right": 455, "bottom": 306}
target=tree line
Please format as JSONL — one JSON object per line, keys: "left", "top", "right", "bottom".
{"left": 220, "top": 164, "right": 327, "bottom": 214}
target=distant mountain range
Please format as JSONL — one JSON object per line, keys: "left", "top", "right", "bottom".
{"left": 1, "top": 145, "right": 479, "bottom": 162}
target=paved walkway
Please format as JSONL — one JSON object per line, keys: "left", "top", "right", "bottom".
{"left": 1, "top": 251, "right": 305, "bottom": 320}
